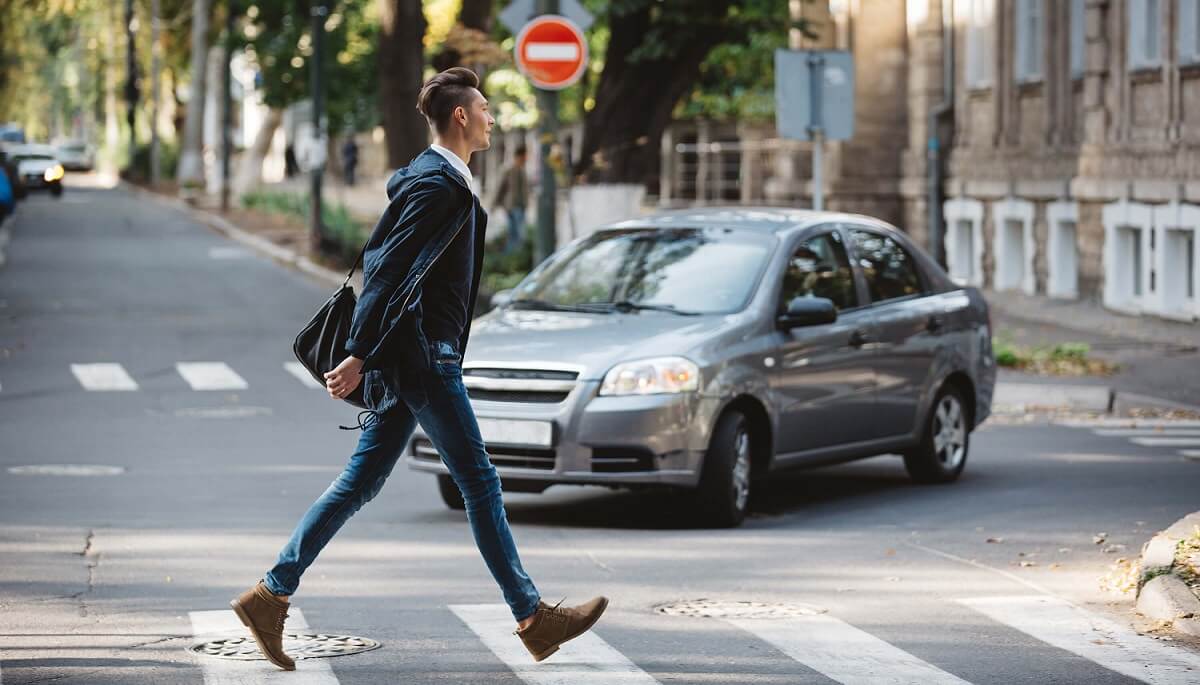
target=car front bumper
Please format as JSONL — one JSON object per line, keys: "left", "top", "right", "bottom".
{"left": 406, "top": 379, "right": 721, "bottom": 489}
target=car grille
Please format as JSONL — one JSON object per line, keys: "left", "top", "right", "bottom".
{"left": 462, "top": 365, "right": 580, "bottom": 404}
{"left": 412, "top": 438, "right": 556, "bottom": 471}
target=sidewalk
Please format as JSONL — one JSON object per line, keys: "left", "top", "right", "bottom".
{"left": 987, "top": 290, "right": 1200, "bottom": 410}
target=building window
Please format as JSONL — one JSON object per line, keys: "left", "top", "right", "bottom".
{"left": 1103, "top": 200, "right": 1154, "bottom": 314}
{"left": 1152, "top": 204, "right": 1200, "bottom": 321}
{"left": 1178, "top": 0, "right": 1200, "bottom": 65}
{"left": 1015, "top": 0, "right": 1044, "bottom": 82}
{"left": 1047, "top": 202, "right": 1080, "bottom": 299}
{"left": 1070, "top": 0, "right": 1086, "bottom": 77}
{"left": 1128, "top": 0, "right": 1163, "bottom": 70}
{"left": 944, "top": 198, "right": 985, "bottom": 288}
{"left": 965, "top": 0, "right": 995, "bottom": 88}
{"left": 992, "top": 198, "right": 1037, "bottom": 295}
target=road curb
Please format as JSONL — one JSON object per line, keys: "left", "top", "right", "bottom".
{"left": 118, "top": 181, "right": 347, "bottom": 289}
{"left": 1135, "top": 511, "right": 1200, "bottom": 637}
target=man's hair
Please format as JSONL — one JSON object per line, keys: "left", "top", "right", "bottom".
{"left": 416, "top": 67, "right": 480, "bottom": 134}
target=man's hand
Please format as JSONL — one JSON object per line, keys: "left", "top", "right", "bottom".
{"left": 324, "top": 356, "right": 364, "bottom": 400}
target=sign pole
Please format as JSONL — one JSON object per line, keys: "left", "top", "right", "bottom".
{"left": 309, "top": 3, "right": 328, "bottom": 252}
{"left": 807, "top": 53, "right": 825, "bottom": 212}
{"left": 534, "top": 0, "right": 560, "bottom": 264}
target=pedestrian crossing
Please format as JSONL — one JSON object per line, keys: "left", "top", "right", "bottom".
{"left": 1057, "top": 418, "right": 1200, "bottom": 461}
{"left": 183, "top": 596, "right": 1200, "bottom": 684}
{"left": 3, "top": 361, "right": 328, "bottom": 394}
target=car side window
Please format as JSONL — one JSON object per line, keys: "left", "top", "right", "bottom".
{"left": 848, "top": 229, "right": 924, "bottom": 303}
{"left": 780, "top": 231, "right": 858, "bottom": 312}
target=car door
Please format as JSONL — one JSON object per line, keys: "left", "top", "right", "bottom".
{"left": 771, "top": 228, "right": 881, "bottom": 456}
{"left": 846, "top": 226, "right": 942, "bottom": 439}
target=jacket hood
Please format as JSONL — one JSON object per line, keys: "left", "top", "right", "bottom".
{"left": 385, "top": 148, "right": 470, "bottom": 201}
{"left": 466, "top": 308, "right": 737, "bottom": 380}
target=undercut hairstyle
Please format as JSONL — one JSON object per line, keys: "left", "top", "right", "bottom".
{"left": 416, "top": 67, "right": 481, "bottom": 134}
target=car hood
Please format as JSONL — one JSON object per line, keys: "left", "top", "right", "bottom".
{"left": 466, "top": 308, "right": 735, "bottom": 380}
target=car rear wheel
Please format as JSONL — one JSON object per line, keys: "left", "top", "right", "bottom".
{"left": 437, "top": 474, "right": 466, "bottom": 510}
{"left": 903, "top": 385, "right": 970, "bottom": 484}
{"left": 50, "top": 183, "right": 62, "bottom": 197}
{"left": 694, "top": 409, "right": 752, "bottom": 528}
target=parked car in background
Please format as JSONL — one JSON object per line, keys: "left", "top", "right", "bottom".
{"left": 0, "top": 124, "right": 26, "bottom": 145}
{"left": 407, "top": 208, "right": 997, "bottom": 527}
{"left": 8, "top": 145, "right": 64, "bottom": 197}
{"left": 55, "top": 140, "right": 94, "bottom": 171}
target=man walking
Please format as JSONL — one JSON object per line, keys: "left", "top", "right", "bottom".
{"left": 493, "top": 145, "right": 528, "bottom": 253}
{"left": 230, "top": 68, "right": 607, "bottom": 671}
{"left": 340, "top": 134, "right": 359, "bottom": 187}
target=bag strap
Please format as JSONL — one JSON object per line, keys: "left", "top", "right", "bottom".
{"left": 342, "top": 241, "right": 367, "bottom": 288}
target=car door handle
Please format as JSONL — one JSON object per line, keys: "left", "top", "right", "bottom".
{"left": 849, "top": 329, "right": 871, "bottom": 348}
{"left": 926, "top": 315, "right": 944, "bottom": 333}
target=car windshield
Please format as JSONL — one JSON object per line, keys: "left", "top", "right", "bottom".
{"left": 510, "top": 227, "right": 774, "bottom": 315}
{"left": 15, "top": 154, "right": 52, "bottom": 162}
{"left": 61, "top": 145, "right": 86, "bottom": 153}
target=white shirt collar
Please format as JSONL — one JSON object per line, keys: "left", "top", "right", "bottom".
{"left": 429, "top": 144, "right": 475, "bottom": 194}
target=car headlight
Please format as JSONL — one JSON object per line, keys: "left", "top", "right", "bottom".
{"left": 599, "top": 357, "right": 700, "bottom": 396}
{"left": 44, "top": 164, "right": 64, "bottom": 182}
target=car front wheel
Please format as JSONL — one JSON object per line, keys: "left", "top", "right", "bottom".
{"left": 437, "top": 474, "right": 466, "bottom": 510}
{"left": 694, "top": 409, "right": 752, "bottom": 528}
{"left": 904, "top": 385, "right": 970, "bottom": 483}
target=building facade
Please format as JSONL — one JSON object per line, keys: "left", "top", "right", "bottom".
{"left": 904, "top": 0, "right": 1200, "bottom": 322}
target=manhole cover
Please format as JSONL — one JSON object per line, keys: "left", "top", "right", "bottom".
{"left": 654, "top": 599, "right": 825, "bottom": 619}
{"left": 7, "top": 464, "right": 125, "bottom": 476}
{"left": 191, "top": 633, "right": 381, "bottom": 661}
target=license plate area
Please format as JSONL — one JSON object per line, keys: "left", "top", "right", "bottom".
{"left": 476, "top": 418, "right": 554, "bottom": 448}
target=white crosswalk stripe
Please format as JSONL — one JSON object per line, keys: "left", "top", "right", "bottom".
{"left": 70, "top": 363, "right": 139, "bottom": 391}
{"left": 189, "top": 607, "right": 338, "bottom": 684}
{"left": 959, "top": 595, "right": 1200, "bottom": 684}
{"left": 1182, "top": 450, "right": 1200, "bottom": 460}
{"left": 1057, "top": 419, "right": 1200, "bottom": 429}
{"left": 1093, "top": 429, "right": 1200, "bottom": 437}
{"left": 1130, "top": 437, "right": 1200, "bottom": 447}
{"left": 176, "top": 362, "right": 249, "bottom": 391}
{"left": 727, "top": 615, "right": 970, "bottom": 685}
{"left": 285, "top": 362, "right": 324, "bottom": 389}
{"left": 449, "top": 604, "right": 660, "bottom": 684}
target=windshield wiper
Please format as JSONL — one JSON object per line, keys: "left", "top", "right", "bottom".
{"left": 580, "top": 301, "right": 701, "bottom": 316}
{"left": 508, "top": 299, "right": 613, "bottom": 314}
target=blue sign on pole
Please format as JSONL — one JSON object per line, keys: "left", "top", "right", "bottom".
{"left": 774, "top": 49, "right": 855, "bottom": 142}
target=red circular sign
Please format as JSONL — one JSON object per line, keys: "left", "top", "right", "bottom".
{"left": 514, "top": 15, "right": 588, "bottom": 90}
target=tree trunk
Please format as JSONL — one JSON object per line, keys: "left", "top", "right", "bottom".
{"left": 574, "top": 1, "right": 732, "bottom": 186}
{"left": 378, "top": 0, "right": 428, "bottom": 169}
{"left": 234, "top": 106, "right": 282, "bottom": 193}
{"left": 459, "top": 0, "right": 493, "bottom": 33}
{"left": 176, "top": 0, "right": 210, "bottom": 191}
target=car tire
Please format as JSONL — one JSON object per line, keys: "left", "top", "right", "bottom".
{"left": 694, "top": 409, "right": 752, "bottom": 528}
{"left": 903, "top": 385, "right": 970, "bottom": 484}
{"left": 437, "top": 474, "right": 466, "bottom": 510}
{"left": 50, "top": 183, "right": 62, "bottom": 198}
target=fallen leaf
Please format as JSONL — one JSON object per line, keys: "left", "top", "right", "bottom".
{"left": 885, "top": 549, "right": 896, "bottom": 556}
{"left": 986, "top": 537, "right": 1004, "bottom": 544}
{"left": 1020, "top": 560, "right": 1037, "bottom": 567}
{"left": 1093, "top": 533, "right": 1108, "bottom": 545}
{"left": 1058, "top": 548, "right": 1073, "bottom": 554}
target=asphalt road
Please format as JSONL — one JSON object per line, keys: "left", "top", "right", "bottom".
{"left": 2, "top": 183, "right": 1199, "bottom": 684}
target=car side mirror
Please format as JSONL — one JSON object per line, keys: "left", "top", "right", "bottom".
{"left": 491, "top": 289, "right": 514, "bottom": 308}
{"left": 777, "top": 297, "right": 838, "bottom": 329}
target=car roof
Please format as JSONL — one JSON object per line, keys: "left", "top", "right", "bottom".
{"left": 606, "top": 206, "right": 898, "bottom": 236}
{"left": 10, "top": 144, "right": 57, "bottom": 157}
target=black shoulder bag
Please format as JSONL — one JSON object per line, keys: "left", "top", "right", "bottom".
{"left": 293, "top": 246, "right": 368, "bottom": 409}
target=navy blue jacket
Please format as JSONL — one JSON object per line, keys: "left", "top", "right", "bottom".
{"left": 346, "top": 149, "right": 487, "bottom": 414}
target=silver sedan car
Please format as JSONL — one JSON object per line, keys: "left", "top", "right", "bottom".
{"left": 408, "top": 207, "right": 996, "bottom": 527}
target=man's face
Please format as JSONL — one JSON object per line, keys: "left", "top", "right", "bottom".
{"left": 457, "top": 89, "right": 494, "bottom": 152}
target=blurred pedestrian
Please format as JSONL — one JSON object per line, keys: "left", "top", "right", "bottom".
{"left": 230, "top": 68, "right": 607, "bottom": 672}
{"left": 284, "top": 143, "right": 298, "bottom": 178}
{"left": 493, "top": 145, "right": 528, "bottom": 253}
{"left": 341, "top": 135, "right": 359, "bottom": 187}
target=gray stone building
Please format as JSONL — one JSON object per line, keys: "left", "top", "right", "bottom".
{"left": 905, "top": 0, "right": 1199, "bottom": 322}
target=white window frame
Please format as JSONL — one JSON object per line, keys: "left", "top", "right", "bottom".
{"left": 992, "top": 198, "right": 1037, "bottom": 295}
{"left": 1103, "top": 200, "right": 1155, "bottom": 314}
{"left": 944, "top": 197, "right": 985, "bottom": 287}
{"left": 1178, "top": 0, "right": 1200, "bottom": 65}
{"left": 1014, "top": 0, "right": 1044, "bottom": 82}
{"left": 1151, "top": 203, "right": 1200, "bottom": 321}
{"left": 965, "top": 0, "right": 996, "bottom": 88}
{"left": 1046, "top": 201, "right": 1080, "bottom": 299}
{"left": 1128, "top": 0, "right": 1163, "bottom": 70}
{"left": 1070, "top": 0, "right": 1087, "bottom": 77}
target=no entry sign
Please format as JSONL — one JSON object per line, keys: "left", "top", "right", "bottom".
{"left": 514, "top": 15, "right": 588, "bottom": 90}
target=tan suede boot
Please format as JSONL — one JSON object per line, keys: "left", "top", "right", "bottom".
{"left": 515, "top": 597, "right": 609, "bottom": 662}
{"left": 230, "top": 580, "right": 296, "bottom": 671}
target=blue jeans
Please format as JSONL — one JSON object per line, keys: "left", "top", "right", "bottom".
{"left": 264, "top": 340, "right": 542, "bottom": 621}
{"left": 505, "top": 207, "right": 525, "bottom": 253}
